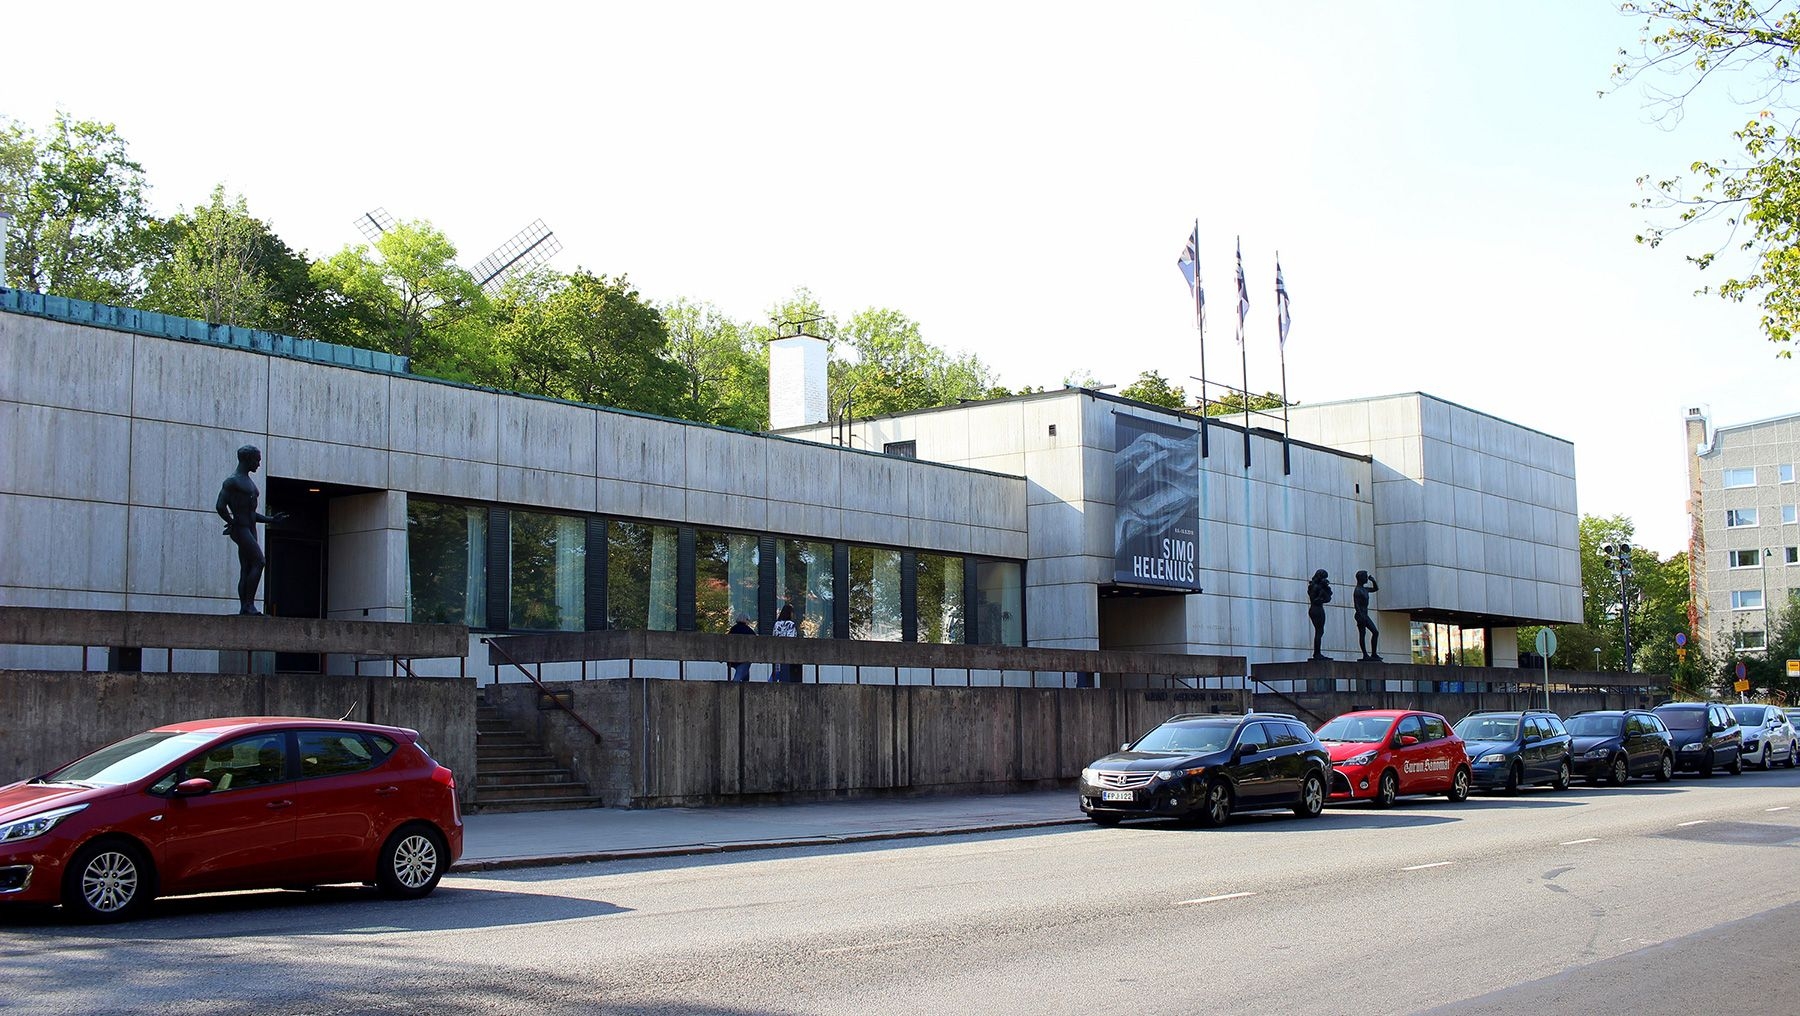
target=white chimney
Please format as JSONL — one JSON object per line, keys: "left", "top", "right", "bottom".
{"left": 768, "top": 332, "right": 829, "bottom": 430}
{"left": 0, "top": 210, "right": 13, "bottom": 287}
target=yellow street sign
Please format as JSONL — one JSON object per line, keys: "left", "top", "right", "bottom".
{"left": 1734, "top": 678, "right": 1752, "bottom": 693}
{"left": 1676, "top": 647, "right": 1687, "bottom": 661}
{"left": 1788, "top": 659, "right": 1800, "bottom": 678}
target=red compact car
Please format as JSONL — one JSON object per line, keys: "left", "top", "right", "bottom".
{"left": 0, "top": 717, "right": 462, "bottom": 921}
{"left": 1314, "top": 709, "right": 1472, "bottom": 806}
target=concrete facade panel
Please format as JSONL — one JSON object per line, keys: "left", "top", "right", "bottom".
{"left": 269, "top": 358, "right": 389, "bottom": 450}
{"left": 0, "top": 403, "right": 131, "bottom": 502}
{"left": 132, "top": 337, "right": 268, "bottom": 433}
{"left": 0, "top": 316, "right": 133, "bottom": 413}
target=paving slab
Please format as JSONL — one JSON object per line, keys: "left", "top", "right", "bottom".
{"left": 452, "top": 790, "right": 1085, "bottom": 871}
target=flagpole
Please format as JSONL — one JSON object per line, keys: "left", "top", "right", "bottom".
{"left": 1194, "top": 218, "right": 1209, "bottom": 458}
{"left": 1278, "top": 251, "right": 1291, "bottom": 477}
{"left": 1237, "top": 236, "right": 1250, "bottom": 470}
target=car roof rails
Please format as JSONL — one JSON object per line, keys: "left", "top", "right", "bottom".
{"left": 1245, "top": 711, "right": 1297, "bottom": 719}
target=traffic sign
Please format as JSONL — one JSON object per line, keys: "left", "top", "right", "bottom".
{"left": 1535, "top": 628, "right": 1558, "bottom": 658}
{"left": 1736, "top": 661, "right": 1748, "bottom": 680}
{"left": 1676, "top": 647, "right": 1687, "bottom": 661}
{"left": 1735, "top": 678, "right": 1752, "bottom": 693}
{"left": 1788, "top": 659, "right": 1800, "bottom": 678}
{"left": 1675, "top": 633, "right": 1687, "bottom": 647}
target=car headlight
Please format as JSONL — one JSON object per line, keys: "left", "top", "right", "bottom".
{"left": 1156, "top": 767, "right": 1206, "bottom": 782}
{"left": 0, "top": 803, "right": 87, "bottom": 843}
{"left": 1477, "top": 753, "right": 1510, "bottom": 765}
{"left": 1340, "top": 750, "right": 1377, "bottom": 767}
{"left": 1081, "top": 768, "right": 1099, "bottom": 785}
{"left": 1680, "top": 743, "right": 1702, "bottom": 751}
{"left": 1583, "top": 748, "right": 1611, "bottom": 759}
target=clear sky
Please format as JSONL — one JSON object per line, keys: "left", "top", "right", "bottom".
{"left": 7, "top": 1, "right": 1789, "bottom": 556}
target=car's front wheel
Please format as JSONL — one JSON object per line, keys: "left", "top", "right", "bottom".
{"left": 1756, "top": 744, "right": 1771, "bottom": 770}
{"left": 1550, "top": 760, "right": 1572, "bottom": 791}
{"left": 1446, "top": 766, "right": 1471, "bottom": 803}
{"left": 1610, "top": 754, "right": 1631, "bottom": 786}
{"left": 1789, "top": 743, "right": 1799, "bottom": 769}
{"left": 376, "top": 824, "right": 447, "bottom": 899}
{"left": 1372, "top": 770, "right": 1400, "bottom": 809}
{"left": 1196, "top": 780, "right": 1234, "bottom": 828}
{"left": 1656, "top": 753, "right": 1674, "bottom": 782}
{"left": 1700, "top": 750, "right": 1716, "bottom": 777}
{"left": 63, "top": 838, "right": 153, "bottom": 922}
{"left": 1728, "top": 750, "right": 1744, "bottom": 776}
{"left": 1293, "top": 772, "right": 1325, "bottom": 818}
{"left": 1503, "top": 762, "right": 1523, "bottom": 794}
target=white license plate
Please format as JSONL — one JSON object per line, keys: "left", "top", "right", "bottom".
{"left": 1100, "top": 790, "right": 1135, "bottom": 802}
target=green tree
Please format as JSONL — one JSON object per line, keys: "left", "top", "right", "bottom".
{"left": 825, "top": 307, "right": 995, "bottom": 418}
{"left": 310, "top": 219, "right": 486, "bottom": 374}
{"left": 1745, "top": 599, "right": 1800, "bottom": 699}
{"left": 0, "top": 112, "right": 155, "bottom": 302}
{"left": 481, "top": 270, "right": 684, "bottom": 415}
{"left": 1518, "top": 514, "right": 1693, "bottom": 679}
{"left": 1119, "top": 370, "right": 1188, "bottom": 409}
{"left": 141, "top": 186, "right": 274, "bottom": 327}
{"left": 662, "top": 298, "right": 768, "bottom": 430}
{"left": 1200, "top": 390, "right": 1287, "bottom": 417}
{"left": 1613, "top": 1, "right": 1800, "bottom": 357}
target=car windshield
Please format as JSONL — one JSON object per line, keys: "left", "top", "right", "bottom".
{"left": 43, "top": 730, "right": 216, "bottom": 787}
{"left": 1316, "top": 715, "right": 1394, "bottom": 743}
{"left": 1730, "top": 706, "right": 1766, "bottom": 726}
{"left": 1132, "top": 723, "right": 1233, "bottom": 755}
{"left": 1656, "top": 709, "right": 1705, "bottom": 731}
{"left": 1564, "top": 715, "right": 1623, "bottom": 737}
{"left": 1454, "top": 716, "right": 1518, "bottom": 742}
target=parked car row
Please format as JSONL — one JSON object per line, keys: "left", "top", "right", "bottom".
{"left": 1078, "top": 701, "right": 1798, "bottom": 827}
{"left": 0, "top": 717, "right": 463, "bottom": 922}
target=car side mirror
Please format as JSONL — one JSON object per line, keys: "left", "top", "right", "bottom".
{"left": 1121, "top": 742, "right": 1132, "bottom": 752}
{"left": 1235, "top": 743, "right": 1257, "bottom": 759}
{"left": 172, "top": 778, "right": 214, "bottom": 797}
{"left": 1397, "top": 735, "right": 1419, "bottom": 747}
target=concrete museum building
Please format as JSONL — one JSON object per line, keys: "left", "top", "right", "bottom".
{"left": 1, "top": 292, "right": 1582, "bottom": 683}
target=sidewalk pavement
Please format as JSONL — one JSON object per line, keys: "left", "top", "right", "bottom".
{"left": 451, "top": 790, "right": 1086, "bottom": 872}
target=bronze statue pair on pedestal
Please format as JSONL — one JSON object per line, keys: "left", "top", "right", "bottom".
{"left": 1308, "top": 569, "right": 1381, "bottom": 663}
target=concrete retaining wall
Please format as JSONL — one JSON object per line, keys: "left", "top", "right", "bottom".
{"left": 1253, "top": 689, "right": 1649, "bottom": 727}
{"left": 489, "top": 680, "right": 1253, "bottom": 807}
{"left": 0, "top": 671, "right": 476, "bottom": 803}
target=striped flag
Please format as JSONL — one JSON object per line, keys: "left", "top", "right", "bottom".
{"left": 1234, "top": 238, "right": 1249, "bottom": 345}
{"left": 1276, "top": 258, "right": 1291, "bottom": 348}
{"left": 1177, "top": 224, "right": 1204, "bottom": 329}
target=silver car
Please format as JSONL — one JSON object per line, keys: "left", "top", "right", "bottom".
{"left": 1729, "top": 704, "right": 1799, "bottom": 769}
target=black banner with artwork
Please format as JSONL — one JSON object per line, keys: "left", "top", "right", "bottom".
{"left": 1113, "top": 413, "right": 1201, "bottom": 590}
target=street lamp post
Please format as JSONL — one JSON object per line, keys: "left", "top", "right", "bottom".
{"left": 1593, "top": 647, "right": 1602, "bottom": 672}
{"left": 1600, "top": 539, "right": 1634, "bottom": 675}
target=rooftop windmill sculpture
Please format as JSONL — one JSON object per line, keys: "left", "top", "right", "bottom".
{"left": 348, "top": 209, "right": 563, "bottom": 295}
{"left": 469, "top": 219, "right": 562, "bottom": 294}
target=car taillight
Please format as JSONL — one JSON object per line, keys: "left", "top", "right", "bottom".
{"left": 431, "top": 765, "right": 456, "bottom": 790}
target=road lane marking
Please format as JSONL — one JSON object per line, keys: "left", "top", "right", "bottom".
{"left": 818, "top": 938, "right": 931, "bottom": 955}
{"left": 1400, "top": 861, "right": 1454, "bottom": 871}
{"left": 1559, "top": 838, "right": 1599, "bottom": 845}
{"left": 1677, "top": 820, "right": 1707, "bottom": 827}
{"left": 1767, "top": 807, "right": 1790, "bottom": 813}
{"left": 1173, "top": 891, "right": 1257, "bottom": 906}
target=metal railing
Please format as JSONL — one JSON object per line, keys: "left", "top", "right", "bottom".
{"left": 481, "top": 636, "right": 605, "bottom": 744}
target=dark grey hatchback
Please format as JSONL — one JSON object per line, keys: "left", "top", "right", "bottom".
{"left": 1079, "top": 713, "right": 1331, "bottom": 827}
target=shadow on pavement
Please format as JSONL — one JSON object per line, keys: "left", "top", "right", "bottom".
{"left": 0, "top": 883, "right": 629, "bottom": 938}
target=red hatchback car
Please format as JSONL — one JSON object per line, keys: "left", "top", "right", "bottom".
{"left": 1314, "top": 709, "right": 1472, "bottom": 806}
{"left": 0, "top": 717, "right": 462, "bottom": 921}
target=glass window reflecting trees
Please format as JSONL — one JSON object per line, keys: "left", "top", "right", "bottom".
{"left": 406, "top": 500, "right": 487, "bottom": 625}
{"left": 776, "top": 539, "right": 834, "bottom": 638}
{"left": 608, "top": 521, "right": 678, "bottom": 631}
{"left": 849, "top": 546, "right": 904, "bottom": 641}
{"left": 916, "top": 553, "right": 964, "bottom": 644}
{"left": 510, "top": 510, "right": 586, "bottom": 631}
{"left": 696, "top": 530, "right": 759, "bottom": 633}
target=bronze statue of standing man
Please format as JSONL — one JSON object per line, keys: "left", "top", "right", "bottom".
{"left": 216, "top": 446, "right": 286, "bottom": 615}
{"left": 1306, "top": 570, "right": 1332, "bottom": 661}
{"left": 1354, "top": 570, "right": 1381, "bottom": 662}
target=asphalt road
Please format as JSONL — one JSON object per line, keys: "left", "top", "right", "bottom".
{"left": 5, "top": 766, "right": 1800, "bottom": 1016}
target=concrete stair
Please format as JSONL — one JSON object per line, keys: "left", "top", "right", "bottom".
{"left": 471, "top": 697, "right": 602, "bottom": 813}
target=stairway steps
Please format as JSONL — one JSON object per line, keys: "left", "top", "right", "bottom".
{"left": 468, "top": 693, "right": 600, "bottom": 813}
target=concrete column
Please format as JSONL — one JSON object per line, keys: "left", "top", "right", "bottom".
{"left": 327, "top": 491, "right": 408, "bottom": 623}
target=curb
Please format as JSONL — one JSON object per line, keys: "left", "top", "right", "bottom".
{"left": 449, "top": 816, "right": 1087, "bottom": 873}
